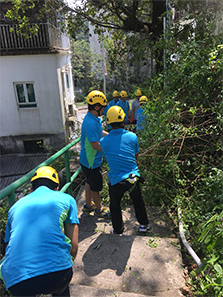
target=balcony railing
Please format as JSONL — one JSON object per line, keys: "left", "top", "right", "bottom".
{"left": 0, "top": 23, "right": 70, "bottom": 51}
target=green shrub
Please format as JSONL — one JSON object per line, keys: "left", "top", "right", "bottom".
{"left": 136, "top": 22, "right": 223, "bottom": 295}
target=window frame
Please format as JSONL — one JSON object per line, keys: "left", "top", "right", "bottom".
{"left": 14, "top": 82, "right": 37, "bottom": 108}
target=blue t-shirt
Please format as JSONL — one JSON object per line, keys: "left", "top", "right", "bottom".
{"left": 136, "top": 107, "right": 146, "bottom": 131}
{"left": 102, "top": 105, "right": 109, "bottom": 116}
{"left": 102, "top": 99, "right": 121, "bottom": 131}
{"left": 118, "top": 100, "right": 130, "bottom": 123}
{"left": 100, "top": 128, "right": 140, "bottom": 185}
{"left": 1, "top": 186, "right": 79, "bottom": 290}
{"left": 80, "top": 112, "right": 103, "bottom": 169}
{"left": 108, "top": 99, "right": 121, "bottom": 108}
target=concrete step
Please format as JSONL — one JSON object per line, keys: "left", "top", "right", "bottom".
{"left": 69, "top": 283, "right": 170, "bottom": 297}
{"left": 71, "top": 186, "right": 185, "bottom": 296}
{"left": 71, "top": 233, "right": 184, "bottom": 297}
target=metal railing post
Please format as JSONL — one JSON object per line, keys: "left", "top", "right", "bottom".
{"left": 64, "top": 150, "right": 72, "bottom": 195}
{"left": 7, "top": 191, "right": 16, "bottom": 207}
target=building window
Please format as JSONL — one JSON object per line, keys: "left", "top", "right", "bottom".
{"left": 14, "top": 82, "right": 37, "bottom": 108}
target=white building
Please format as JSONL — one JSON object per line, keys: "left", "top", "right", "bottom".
{"left": 0, "top": 2, "right": 77, "bottom": 154}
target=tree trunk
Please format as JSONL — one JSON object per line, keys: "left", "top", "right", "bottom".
{"left": 152, "top": 0, "right": 166, "bottom": 74}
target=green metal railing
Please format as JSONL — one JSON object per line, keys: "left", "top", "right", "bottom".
{"left": 0, "top": 136, "right": 81, "bottom": 207}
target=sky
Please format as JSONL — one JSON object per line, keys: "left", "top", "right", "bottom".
{"left": 65, "top": 0, "right": 83, "bottom": 9}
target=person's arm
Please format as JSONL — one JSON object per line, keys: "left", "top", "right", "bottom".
{"left": 103, "top": 130, "right": 109, "bottom": 136}
{"left": 64, "top": 223, "right": 79, "bottom": 260}
{"left": 90, "top": 141, "right": 102, "bottom": 151}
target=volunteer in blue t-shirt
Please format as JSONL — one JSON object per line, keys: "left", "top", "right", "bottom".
{"left": 108, "top": 90, "right": 121, "bottom": 108}
{"left": 131, "top": 89, "right": 142, "bottom": 124}
{"left": 0, "top": 166, "right": 79, "bottom": 296}
{"left": 119, "top": 90, "right": 130, "bottom": 124}
{"left": 102, "top": 90, "right": 121, "bottom": 131}
{"left": 100, "top": 106, "right": 149, "bottom": 234}
{"left": 80, "top": 90, "right": 110, "bottom": 218}
{"left": 136, "top": 95, "right": 148, "bottom": 131}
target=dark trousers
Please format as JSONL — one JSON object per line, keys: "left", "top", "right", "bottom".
{"left": 8, "top": 267, "right": 73, "bottom": 297}
{"left": 109, "top": 180, "right": 149, "bottom": 234}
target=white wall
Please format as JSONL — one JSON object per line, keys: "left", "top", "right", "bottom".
{"left": 0, "top": 53, "right": 72, "bottom": 138}
{"left": 89, "top": 23, "right": 102, "bottom": 56}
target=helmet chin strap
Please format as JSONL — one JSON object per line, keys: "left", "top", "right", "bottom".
{"left": 95, "top": 105, "right": 103, "bottom": 116}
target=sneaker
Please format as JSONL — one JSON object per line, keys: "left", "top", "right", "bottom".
{"left": 139, "top": 224, "right": 151, "bottom": 232}
{"left": 82, "top": 202, "right": 96, "bottom": 212}
{"left": 94, "top": 206, "right": 111, "bottom": 218}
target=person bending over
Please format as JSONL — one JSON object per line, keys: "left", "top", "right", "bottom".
{"left": 0, "top": 166, "right": 79, "bottom": 297}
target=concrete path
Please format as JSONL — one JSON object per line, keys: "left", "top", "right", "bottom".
{"left": 69, "top": 187, "right": 185, "bottom": 296}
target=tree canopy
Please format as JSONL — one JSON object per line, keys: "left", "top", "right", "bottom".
{"left": 5, "top": 0, "right": 222, "bottom": 73}
{"left": 66, "top": 0, "right": 164, "bottom": 37}
{"left": 5, "top": 0, "right": 222, "bottom": 42}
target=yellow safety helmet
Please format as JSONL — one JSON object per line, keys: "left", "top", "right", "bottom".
{"left": 135, "top": 89, "right": 142, "bottom": 96}
{"left": 120, "top": 90, "right": 127, "bottom": 98}
{"left": 107, "top": 106, "right": 126, "bottom": 124}
{"left": 112, "top": 90, "right": 119, "bottom": 98}
{"left": 31, "top": 166, "right": 59, "bottom": 185}
{"left": 86, "top": 90, "right": 107, "bottom": 106}
{"left": 139, "top": 96, "right": 148, "bottom": 104}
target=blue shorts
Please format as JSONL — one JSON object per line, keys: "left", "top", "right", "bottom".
{"left": 8, "top": 267, "right": 73, "bottom": 296}
{"left": 81, "top": 164, "right": 103, "bottom": 192}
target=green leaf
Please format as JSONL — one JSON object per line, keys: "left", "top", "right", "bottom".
{"left": 207, "top": 254, "right": 219, "bottom": 263}
{"left": 214, "top": 264, "right": 223, "bottom": 275}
